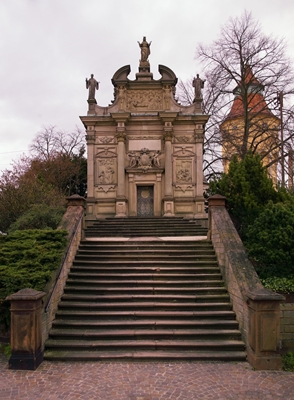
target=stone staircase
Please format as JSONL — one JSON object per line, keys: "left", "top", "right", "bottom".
{"left": 44, "top": 218, "right": 246, "bottom": 361}
{"left": 85, "top": 217, "right": 208, "bottom": 238}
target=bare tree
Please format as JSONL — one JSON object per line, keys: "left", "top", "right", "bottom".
{"left": 177, "top": 11, "right": 294, "bottom": 182}
{"left": 30, "top": 125, "right": 85, "bottom": 160}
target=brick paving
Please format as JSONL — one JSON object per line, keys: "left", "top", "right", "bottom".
{"left": 0, "top": 353, "right": 294, "bottom": 400}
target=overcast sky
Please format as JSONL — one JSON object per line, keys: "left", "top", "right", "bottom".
{"left": 1, "top": 0, "right": 294, "bottom": 173}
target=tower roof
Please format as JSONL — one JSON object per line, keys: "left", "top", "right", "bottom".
{"left": 224, "top": 65, "right": 277, "bottom": 121}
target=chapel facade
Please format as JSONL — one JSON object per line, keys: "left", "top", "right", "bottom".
{"left": 80, "top": 38, "right": 209, "bottom": 221}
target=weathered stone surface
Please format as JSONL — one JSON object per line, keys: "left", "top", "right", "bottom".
{"left": 208, "top": 195, "right": 285, "bottom": 370}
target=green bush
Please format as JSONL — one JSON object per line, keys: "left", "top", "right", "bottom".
{"left": 8, "top": 204, "right": 65, "bottom": 232}
{"left": 208, "top": 152, "right": 285, "bottom": 238}
{"left": 246, "top": 202, "right": 294, "bottom": 279}
{"left": 260, "top": 277, "right": 294, "bottom": 294}
{"left": 282, "top": 352, "right": 294, "bottom": 371}
{"left": 0, "top": 229, "right": 67, "bottom": 330}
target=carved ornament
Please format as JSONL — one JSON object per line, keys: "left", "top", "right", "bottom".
{"left": 126, "top": 90, "right": 163, "bottom": 111}
{"left": 175, "top": 184, "right": 194, "bottom": 193}
{"left": 97, "top": 185, "right": 116, "bottom": 193}
{"left": 86, "top": 135, "right": 95, "bottom": 144}
{"left": 127, "top": 148, "right": 162, "bottom": 171}
{"left": 176, "top": 160, "right": 192, "bottom": 183}
{"left": 97, "top": 136, "right": 114, "bottom": 144}
{"left": 97, "top": 159, "right": 115, "bottom": 185}
{"left": 173, "top": 146, "right": 195, "bottom": 157}
{"left": 128, "top": 135, "right": 161, "bottom": 140}
{"left": 96, "top": 148, "right": 117, "bottom": 158}
{"left": 175, "top": 135, "right": 194, "bottom": 143}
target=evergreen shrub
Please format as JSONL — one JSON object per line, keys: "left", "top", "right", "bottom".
{"left": 8, "top": 204, "right": 65, "bottom": 232}
{"left": 0, "top": 229, "right": 67, "bottom": 330}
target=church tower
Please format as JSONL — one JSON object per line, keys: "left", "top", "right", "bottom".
{"left": 220, "top": 66, "right": 280, "bottom": 183}
{"left": 80, "top": 38, "right": 209, "bottom": 222}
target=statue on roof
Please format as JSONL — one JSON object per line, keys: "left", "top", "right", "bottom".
{"left": 86, "top": 74, "right": 99, "bottom": 100}
{"left": 138, "top": 36, "right": 152, "bottom": 63}
{"left": 192, "top": 74, "right": 205, "bottom": 101}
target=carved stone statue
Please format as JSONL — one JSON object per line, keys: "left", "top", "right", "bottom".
{"left": 138, "top": 36, "right": 151, "bottom": 63}
{"left": 192, "top": 74, "right": 205, "bottom": 101}
{"left": 86, "top": 74, "right": 99, "bottom": 100}
{"left": 152, "top": 150, "right": 161, "bottom": 168}
{"left": 128, "top": 151, "right": 138, "bottom": 168}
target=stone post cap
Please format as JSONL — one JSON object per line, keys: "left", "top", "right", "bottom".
{"left": 6, "top": 288, "right": 46, "bottom": 302}
{"left": 66, "top": 194, "right": 86, "bottom": 207}
{"left": 208, "top": 194, "right": 226, "bottom": 207}
{"left": 247, "top": 288, "right": 285, "bottom": 302}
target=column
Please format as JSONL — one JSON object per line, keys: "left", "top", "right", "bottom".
{"left": 163, "top": 124, "right": 174, "bottom": 216}
{"left": 115, "top": 124, "right": 127, "bottom": 217}
{"left": 85, "top": 132, "right": 95, "bottom": 218}
{"left": 194, "top": 126, "right": 205, "bottom": 215}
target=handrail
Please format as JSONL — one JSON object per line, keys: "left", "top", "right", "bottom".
{"left": 44, "top": 212, "right": 83, "bottom": 313}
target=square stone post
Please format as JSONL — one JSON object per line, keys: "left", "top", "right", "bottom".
{"left": 6, "top": 288, "right": 46, "bottom": 370}
{"left": 247, "top": 290, "right": 284, "bottom": 370}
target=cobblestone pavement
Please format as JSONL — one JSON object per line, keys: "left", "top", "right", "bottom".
{"left": 0, "top": 354, "right": 294, "bottom": 400}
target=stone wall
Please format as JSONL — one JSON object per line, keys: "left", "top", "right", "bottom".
{"left": 208, "top": 195, "right": 284, "bottom": 370}
{"left": 41, "top": 196, "right": 85, "bottom": 344}
{"left": 280, "top": 296, "right": 294, "bottom": 353}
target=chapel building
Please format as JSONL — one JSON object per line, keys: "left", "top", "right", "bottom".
{"left": 80, "top": 38, "right": 209, "bottom": 221}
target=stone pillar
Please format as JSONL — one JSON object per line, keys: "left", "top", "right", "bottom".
{"left": 128, "top": 173, "right": 136, "bottom": 216}
{"left": 115, "top": 124, "right": 127, "bottom": 217}
{"left": 85, "top": 133, "right": 95, "bottom": 218}
{"left": 6, "top": 288, "right": 46, "bottom": 370}
{"left": 163, "top": 125, "right": 174, "bottom": 216}
{"left": 247, "top": 291, "right": 285, "bottom": 370}
{"left": 194, "top": 127, "right": 205, "bottom": 215}
{"left": 155, "top": 173, "right": 162, "bottom": 216}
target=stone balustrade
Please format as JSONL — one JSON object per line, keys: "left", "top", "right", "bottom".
{"left": 208, "top": 194, "right": 285, "bottom": 370}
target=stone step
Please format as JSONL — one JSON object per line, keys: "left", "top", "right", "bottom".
{"left": 61, "top": 293, "right": 230, "bottom": 303}
{"left": 54, "top": 309, "right": 237, "bottom": 320}
{"left": 79, "top": 241, "right": 213, "bottom": 249}
{"left": 67, "top": 270, "right": 224, "bottom": 287}
{"left": 58, "top": 301, "right": 233, "bottom": 311}
{"left": 52, "top": 319, "right": 240, "bottom": 329}
{"left": 44, "top": 349, "right": 246, "bottom": 362}
{"left": 74, "top": 255, "right": 217, "bottom": 262}
{"left": 48, "top": 328, "right": 242, "bottom": 341}
{"left": 63, "top": 286, "right": 226, "bottom": 295}
{"left": 45, "top": 339, "right": 245, "bottom": 352}
{"left": 77, "top": 246, "right": 216, "bottom": 258}
{"left": 71, "top": 260, "right": 219, "bottom": 268}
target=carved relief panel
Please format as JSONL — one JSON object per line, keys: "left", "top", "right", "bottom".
{"left": 175, "top": 159, "right": 192, "bottom": 183}
{"left": 126, "top": 89, "right": 163, "bottom": 111}
{"left": 173, "top": 145, "right": 195, "bottom": 194}
{"left": 95, "top": 148, "right": 117, "bottom": 193}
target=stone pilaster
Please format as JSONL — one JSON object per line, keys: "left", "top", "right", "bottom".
{"left": 163, "top": 124, "right": 174, "bottom": 216}
{"left": 194, "top": 126, "right": 205, "bottom": 215}
{"left": 85, "top": 133, "right": 95, "bottom": 219}
{"left": 115, "top": 124, "right": 127, "bottom": 217}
